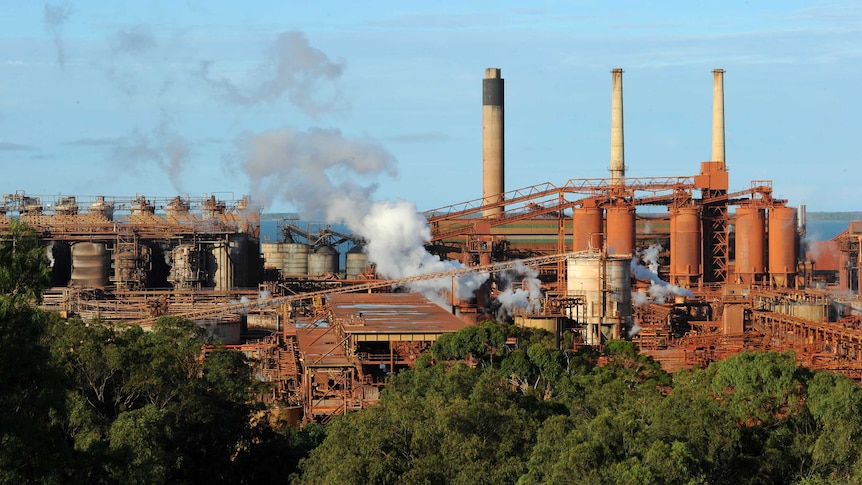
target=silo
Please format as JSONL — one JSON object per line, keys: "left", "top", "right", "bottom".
{"left": 54, "top": 196, "right": 78, "bottom": 215}
{"left": 566, "top": 253, "right": 632, "bottom": 345}
{"left": 70, "top": 241, "right": 110, "bottom": 288}
{"left": 734, "top": 206, "right": 766, "bottom": 284}
{"left": 261, "top": 242, "right": 284, "bottom": 270}
{"left": 308, "top": 245, "right": 339, "bottom": 276}
{"left": 212, "top": 241, "right": 233, "bottom": 290}
{"left": 670, "top": 206, "right": 702, "bottom": 286}
{"left": 605, "top": 204, "right": 635, "bottom": 255}
{"left": 283, "top": 243, "right": 309, "bottom": 275}
{"left": 572, "top": 205, "right": 604, "bottom": 252}
{"left": 345, "top": 246, "right": 369, "bottom": 279}
{"left": 768, "top": 206, "right": 798, "bottom": 288}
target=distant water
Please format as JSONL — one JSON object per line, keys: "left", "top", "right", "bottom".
{"left": 806, "top": 221, "right": 848, "bottom": 242}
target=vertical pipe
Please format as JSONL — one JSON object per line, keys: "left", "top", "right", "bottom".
{"left": 483, "top": 68, "right": 504, "bottom": 217}
{"left": 712, "top": 69, "right": 725, "bottom": 163}
{"left": 610, "top": 68, "right": 625, "bottom": 185}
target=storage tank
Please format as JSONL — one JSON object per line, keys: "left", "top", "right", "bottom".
{"left": 283, "top": 243, "right": 309, "bottom": 275}
{"left": 211, "top": 241, "right": 233, "bottom": 290}
{"left": 605, "top": 204, "right": 635, "bottom": 255}
{"left": 130, "top": 196, "right": 154, "bottom": 215}
{"left": 261, "top": 242, "right": 284, "bottom": 270}
{"left": 768, "top": 205, "right": 797, "bottom": 288}
{"left": 345, "top": 246, "right": 369, "bottom": 279}
{"left": 70, "top": 241, "right": 110, "bottom": 288}
{"left": 734, "top": 206, "right": 766, "bottom": 284}
{"left": 308, "top": 245, "right": 339, "bottom": 276}
{"left": 54, "top": 196, "right": 78, "bottom": 215}
{"left": 573, "top": 206, "right": 604, "bottom": 252}
{"left": 89, "top": 196, "right": 114, "bottom": 220}
{"left": 566, "top": 253, "right": 633, "bottom": 345}
{"left": 670, "top": 206, "right": 702, "bottom": 286}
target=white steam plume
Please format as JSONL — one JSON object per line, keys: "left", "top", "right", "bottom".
{"left": 200, "top": 31, "right": 346, "bottom": 116}
{"left": 631, "top": 243, "right": 694, "bottom": 305}
{"left": 495, "top": 260, "right": 543, "bottom": 319}
{"left": 237, "top": 127, "right": 488, "bottom": 304}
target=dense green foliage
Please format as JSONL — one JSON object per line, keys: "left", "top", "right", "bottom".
{"left": 7, "top": 221, "right": 862, "bottom": 483}
{"left": 1, "top": 222, "right": 322, "bottom": 483}
{"left": 299, "top": 325, "right": 862, "bottom": 485}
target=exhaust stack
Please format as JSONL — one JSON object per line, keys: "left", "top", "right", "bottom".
{"left": 610, "top": 68, "right": 625, "bottom": 185}
{"left": 482, "top": 68, "right": 504, "bottom": 217}
{"left": 712, "top": 69, "right": 725, "bottom": 163}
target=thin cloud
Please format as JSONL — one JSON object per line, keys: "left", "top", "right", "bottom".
{"left": 0, "top": 142, "right": 36, "bottom": 151}
{"left": 62, "top": 137, "right": 120, "bottom": 147}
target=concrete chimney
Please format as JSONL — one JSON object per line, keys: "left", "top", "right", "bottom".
{"left": 610, "top": 68, "right": 625, "bottom": 185}
{"left": 482, "top": 68, "right": 504, "bottom": 217}
{"left": 712, "top": 69, "right": 725, "bottom": 163}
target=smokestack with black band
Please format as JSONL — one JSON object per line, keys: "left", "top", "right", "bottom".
{"left": 610, "top": 68, "right": 625, "bottom": 185}
{"left": 483, "top": 68, "right": 504, "bottom": 217}
{"left": 712, "top": 69, "right": 725, "bottom": 163}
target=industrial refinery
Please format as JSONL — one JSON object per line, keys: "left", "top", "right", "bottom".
{"left": 3, "top": 67, "right": 862, "bottom": 423}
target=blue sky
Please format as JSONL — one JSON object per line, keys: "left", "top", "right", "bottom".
{"left": 1, "top": 1, "right": 860, "bottom": 213}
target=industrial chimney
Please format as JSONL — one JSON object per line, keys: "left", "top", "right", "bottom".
{"left": 610, "top": 68, "right": 625, "bottom": 185}
{"left": 712, "top": 69, "right": 725, "bottom": 163}
{"left": 482, "top": 68, "right": 504, "bottom": 217}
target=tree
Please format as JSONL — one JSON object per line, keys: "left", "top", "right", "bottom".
{"left": 0, "top": 219, "right": 50, "bottom": 302}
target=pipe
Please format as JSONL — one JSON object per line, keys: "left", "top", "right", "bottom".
{"left": 610, "top": 68, "right": 625, "bottom": 185}
{"left": 712, "top": 69, "right": 725, "bottom": 163}
{"left": 482, "top": 68, "right": 504, "bottom": 217}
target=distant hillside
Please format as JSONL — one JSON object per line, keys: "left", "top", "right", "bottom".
{"left": 806, "top": 212, "right": 862, "bottom": 222}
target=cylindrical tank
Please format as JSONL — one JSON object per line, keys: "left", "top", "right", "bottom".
{"left": 112, "top": 248, "right": 138, "bottom": 289}
{"left": 130, "top": 197, "right": 154, "bottom": 215}
{"left": 211, "top": 241, "right": 233, "bottom": 290}
{"left": 165, "top": 196, "right": 189, "bottom": 217}
{"left": 514, "top": 315, "right": 558, "bottom": 333}
{"left": 345, "top": 246, "right": 369, "bottom": 279}
{"left": 54, "top": 196, "right": 78, "bottom": 215}
{"left": 605, "top": 204, "right": 635, "bottom": 255}
{"left": 308, "top": 246, "right": 339, "bottom": 276}
{"left": 670, "top": 206, "right": 702, "bottom": 286}
{"left": 768, "top": 206, "right": 797, "bottom": 288}
{"left": 573, "top": 206, "right": 604, "bottom": 252}
{"left": 261, "top": 243, "right": 284, "bottom": 270}
{"left": 89, "top": 196, "right": 114, "bottom": 220}
{"left": 566, "top": 254, "right": 632, "bottom": 345}
{"left": 70, "top": 241, "right": 110, "bottom": 288}
{"left": 283, "top": 243, "right": 309, "bottom": 275}
{"left": 734, "top": 206, "right": 766, "bottom": 284}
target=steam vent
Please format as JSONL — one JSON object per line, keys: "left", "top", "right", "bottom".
{"left": 3, "top": 67, "right": 862, "bottom": 424}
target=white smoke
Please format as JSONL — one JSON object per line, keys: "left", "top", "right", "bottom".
{"left": 631, "top": 243, "right": 694, "bottom": 305}
{"left": 236, "top": 126, "right": 488, "bottom": 304}
{"left": 112, "top": 116, "right": 191, "bottom": 193}
{"left": 628, "top": 323, "right": 642, "bottom": 337}
{"left": 495, "top": 260, "right": 543, "bottom": 319}
{"left": 200, "top": 31, "right": 346, "bottom": 116}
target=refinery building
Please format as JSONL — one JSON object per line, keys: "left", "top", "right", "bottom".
{"left": 3, "top": 67, "right": 862, "bottom": 423}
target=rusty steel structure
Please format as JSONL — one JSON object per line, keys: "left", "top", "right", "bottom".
{"left": 3, "top": 67, "right": 862, "bottom": 422}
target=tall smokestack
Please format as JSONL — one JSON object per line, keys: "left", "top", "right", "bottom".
{"left": 483, "top": 68, "right": 504, "bottom": 217}
{"left": 610, "top": 68, "right": 625, "bottom": 185}
{"left": 712, "top": 69, "right": 725, "bottom": 163}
